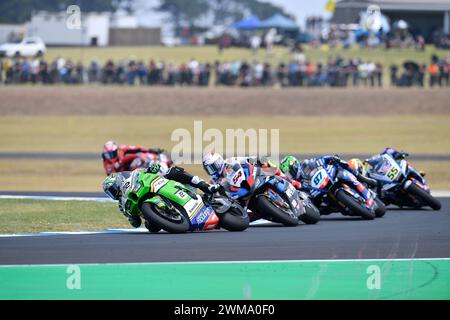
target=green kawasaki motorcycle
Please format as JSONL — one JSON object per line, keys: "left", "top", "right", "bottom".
{"left": 123, "top": 170, "right": 249, "bottom": 234}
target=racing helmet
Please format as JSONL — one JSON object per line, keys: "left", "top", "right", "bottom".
{"left": 299, "top": 159, "right": 314, "bottom": 178}
{"left": 146, "top": 160, "right": 161, "bottom": 174}
{"left": 102, "top": 141, "right": 118, "bottom": 161}
{"left": 279, "top": 156, "right": 301, "bottom": 179}
{"left": 347, "top": 158, "right": 363, "bottom": 174}
{"left": 102, "top": 173, "right": 121, "bottom": 200}
{"left": 202, "top": 152, "right": 225, "bottom": 178}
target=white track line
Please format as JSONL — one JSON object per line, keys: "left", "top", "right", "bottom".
{"left": 0, "top": 220, "right": 272, "bottom": 238}
{"left": 0, "top": 195, "right": 114, "bottom": 202}
{"left": 1, "top": 257, "right": 449, "bottom": 268}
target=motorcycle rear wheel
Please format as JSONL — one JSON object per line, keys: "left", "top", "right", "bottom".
{"left": 408, "top": 184, "right": 441, "bottom": 211}
{"left": 140, "top": 202, "right": 190, "bottom": 233}
{"left": 219, "top": 208, "right": 249, "bottom": 231}
{"left": 299, "top": 203, "right": 320, "bottom": 224}
{"left": 335, "top": 190, "right": 375, "bottom": 220}
{"left": 253, "top": 196, "right": 299, "bottom": 226}
{"left": 374, "top": 197, "right": 387, "bottom": 218}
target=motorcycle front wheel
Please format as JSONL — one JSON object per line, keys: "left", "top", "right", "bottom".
{"left": 140, "top": 202, "right": 190, "bottom": 233}
{"left": 407, "top": 184, "right": 441, "bottom": 211}
{"left": 253, "top": 195, "right": 299, "bottom": 226}
{"left": 335, "top": 190, "right": 375, "bottom": 220}
{"left": 219, "top": 208, "right": 249, "bottom": 231}
{"left": 374, "top": 197, "right": 387, "bottom": 218}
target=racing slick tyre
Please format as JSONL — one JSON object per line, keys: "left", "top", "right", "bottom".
{"left": 140, "top": 202, "right": 190, "bottom": 233}
{"left": 219, "top": 209, "right": 249, "bottom": 232}
{"left": 374, "top": 197, "right": 387, "bottom": 218}
{"left": 253, "top": 196, "right": 299, "bottom": 226}
{"left": 144, "top": 220, "right": 162, "bottom": 233}
{"left": 408, "top": 184, "right": 441, "bottom": 211}
{"left": 335, "top": 190, "right": 376, "bottom": 220}
{"left": 299, "top": 203, "right": 320, "bottom": 224}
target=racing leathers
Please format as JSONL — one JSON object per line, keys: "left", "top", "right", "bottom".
{"left": 114, "top": 165, "right": 219, "bottom": 228}
{"left": 211, "top": 156, "right": 301, "bottom": 190}
{"left": 102, "top": 144, "right": 163, "bottom": 175}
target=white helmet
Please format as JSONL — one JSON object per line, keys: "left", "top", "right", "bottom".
{"left": 202, "top": 152, "right": 225, "bottom": 178}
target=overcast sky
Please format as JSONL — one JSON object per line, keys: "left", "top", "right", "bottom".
{"left": 137, "top": 0, "right": 332, "bottom": 29}
{"left": 267, "top": 0, "right": 331, "bottom": 27}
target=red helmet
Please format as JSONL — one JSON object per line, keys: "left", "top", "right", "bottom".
{"left": 102, "top": 141, "right": 118, "bottom": 161}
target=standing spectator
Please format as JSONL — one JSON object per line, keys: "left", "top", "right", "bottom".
{"left": 103, "top": 60, "right": 115, "bottom": 84}
{"left": 74, "top": 61, "right": 84, "bottom": 84}
{"left": 288, "top": 60, "right": 298, "bottom": 86}
{"left": 264, "top": 29, "right": 276, "bottom": 55}
{"left": 438, "top": 58, "right": 449, "bottom": 87}
{"left": 358, "top": 62, "right": 369, "bottom": 86}
{"left": 262, "top": 62, "right": 272, "bottom": 86}
{"left": 21, "top": 58, "right": 31, "bottom": 83}
{"left": 250, "top": 35, "right": 261, "bottom": 55}
{"left": 188, "top": 58, "right": 199, "bottom": 85}
{"left": 136, "top": 60, "right": 147, "bottom": 85}
{"left": 374, "top": 63, "right": 383, "bottom": 87}
{"left": 239, "top": 61, "right": 251, "bottom": 87}
{"left": 428, "top": 61, "right": 439, "bottom": 87}
{"left": 127, "top": 60, "right": 138, "bottom": 85}
{"left": 39, "top": 59, "right": 48, "bottom": 84}
{"left": 147, "top": 60, "right": 157, "bottom": 85}
{"left": 30, "top": 58, "right": 39, "bottom": 84}
{"left": 277, "top": 62, "right": 286, "bottom": 87}
{"left": 418, "top": 64, "right": 426, "bottom": 87}
{"left": 253, "top": 61, "right": 263, "bottom": 86}
{"left": 390, "top": 64, "right": 398, "bottom": 86}
{"left": 88, "top": 59, "right": 100, "bottom": 83}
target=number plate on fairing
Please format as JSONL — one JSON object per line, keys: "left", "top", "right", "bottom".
{"left": 311, "top": 169, "right": 329, "bottom": 189}
{"left": 378, "top": 155, "right": 402, "bottom": 182}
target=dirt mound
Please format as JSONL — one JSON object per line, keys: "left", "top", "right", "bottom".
{"left": 1, "top": 86, "right": 449, "bottom": 116}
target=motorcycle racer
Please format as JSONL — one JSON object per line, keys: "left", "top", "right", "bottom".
{"left": 102, "top": 162, "right": 221, "bottom": 229}
{"left": 202, "top": 152, "right": 301, "bottom": 190}
{"left": 363, "top": 148, "right": 410, "bottom": 174}
{"left": 102, "top": 141, "right": 166, "bottom": 175}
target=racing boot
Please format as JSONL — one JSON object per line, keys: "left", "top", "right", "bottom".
{"left": 128, "top": 215, "right": 142, "bottom": 228}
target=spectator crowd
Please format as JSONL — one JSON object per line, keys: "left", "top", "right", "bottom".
{"left": 0, "top": 55, "right": 449, "bottom": 88}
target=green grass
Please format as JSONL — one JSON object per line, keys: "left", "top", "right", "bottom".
{"left": 0, "top": 199, "right": 127, "bottom": 234}
{"left": 1, "top": 115, "right": 449, "bottom": 154}
{"left": 44, "top": 45, "right": 448, "bottom": 67}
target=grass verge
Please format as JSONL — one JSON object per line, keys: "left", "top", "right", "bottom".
{"left": 1, "top": 115, "right": 449, "bottom": 154}
{"left": 0, "top": 199, "right": 126, "bottom": 234}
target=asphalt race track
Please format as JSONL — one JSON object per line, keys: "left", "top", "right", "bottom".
{"left": 0, "top": 198, "right": 449, "bottom": 266}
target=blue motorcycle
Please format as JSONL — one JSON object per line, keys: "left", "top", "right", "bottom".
{"left": 365, "top": 154, "right": 441, "bottom": 210}
{"left": 223, "top": 161, "right": 320, "bottom": 226}
{"left": 302, "top": 160, "right": 377, "bottom": 220}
